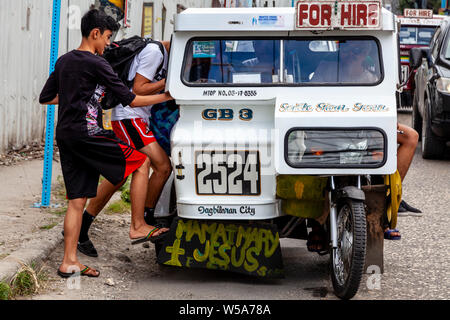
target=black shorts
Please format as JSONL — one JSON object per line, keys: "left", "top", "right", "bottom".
{"left": 57, "top": 134, "right": 146, "bottom": 200}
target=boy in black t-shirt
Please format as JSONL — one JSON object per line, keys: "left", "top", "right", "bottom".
{"left": 40, "top": 9, "right": 171, "bottom": 278}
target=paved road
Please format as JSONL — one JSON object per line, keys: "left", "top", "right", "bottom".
{"left": 31, "top": 112, "right": 449, "bottom": 300}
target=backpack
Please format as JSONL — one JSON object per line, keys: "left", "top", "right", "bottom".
{"left": 101, "top": 36, "right": 165, "bottom": 109}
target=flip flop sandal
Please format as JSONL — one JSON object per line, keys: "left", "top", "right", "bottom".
{"left": 131, "top": 227, "right": 169, "bottom": 245}
{"left": 57, "top": 266, "right": 100, "bottom": 278}
{"left": 384, "top": 228, "right": 401, "bottom": 240}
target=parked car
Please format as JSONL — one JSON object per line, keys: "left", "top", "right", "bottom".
{"left": 411, "top": 17, "right": 450, "bottom": 159}
{"left": 397, "top": 14, "right": 444, "bottom": 109}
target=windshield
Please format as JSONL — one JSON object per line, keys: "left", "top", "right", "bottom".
{"left": 445, "top": 34, "right": 450, "bottom": 60}
{"left": 399, "top": 26, "right": 436, "bottom": 45}
{"left": 182, "top": 38, "right": 382, "bottom": 86}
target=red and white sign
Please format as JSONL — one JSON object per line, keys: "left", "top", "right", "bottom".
{"left": 295, "top": 0, "right": 382, "bottom": 30}
{"left": 124, "top": 0, "right": 132, "bottom": 28}
{"left": 403, "top": 9, "right": 433, "bottom": 19}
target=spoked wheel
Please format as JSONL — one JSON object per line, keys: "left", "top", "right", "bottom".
{"left": 331, "top": 199, "right": 367, "bottom": 300}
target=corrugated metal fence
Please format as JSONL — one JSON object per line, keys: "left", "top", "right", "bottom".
{"left": 0, "top": 1, "right": 50, "bottom": 155}
{"left": 0, "top": 0, "right": 94, "bottom": 155}
{"left": 0, "top": 0, "right": 214, "bottom": 155}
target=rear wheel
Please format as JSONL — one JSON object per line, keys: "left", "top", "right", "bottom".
{"left": 421, "top": 100, "right": 445, "bottom": 159}
{"left": 331, "top": 199, "right": 366, "bottom": 300}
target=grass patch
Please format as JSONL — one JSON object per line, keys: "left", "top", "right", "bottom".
{"left": 0, "top": 253, "right": 9, "bottom": 260}
{"left": 49, "top": 207, "right": 66, "bottom": 216}
{"left": 105, "top": 199, "right": 131, "bottom": 215}
{"left": 119, "top": 177, "right": 131, "bottom": 203}
{"left": 0, "top": 282, "right": 11, "bottom": 300}
{"left": 39, "top": 222, "right": 58, "bottom": 230}
{"left": 9, "top": 262, "right": 48, "bottom": 299}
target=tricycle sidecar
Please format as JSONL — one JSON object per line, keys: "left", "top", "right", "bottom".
{"left": 159, "top": 1, "right": 401, "bottom": 300}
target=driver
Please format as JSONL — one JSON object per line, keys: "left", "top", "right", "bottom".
{"left": 311, "top": 40, "right": 379, "bottom": 83}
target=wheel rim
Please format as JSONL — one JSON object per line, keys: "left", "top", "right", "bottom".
{"left": 333, "top": 204, "right": 353, "bottom": 287}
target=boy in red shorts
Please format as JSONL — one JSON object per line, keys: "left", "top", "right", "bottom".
{"left": 39, "top": 9, "right": 171, "bottom": 278}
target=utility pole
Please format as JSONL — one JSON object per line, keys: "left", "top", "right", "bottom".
{"left": 35, "top": 0, "right": 61, "bottom": 208}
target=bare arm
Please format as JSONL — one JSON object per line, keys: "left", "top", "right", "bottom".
{"left": 132, "top": 73, "right": 166, "bottom": 95}
{"left": 129, "top": 91, "right": 173, "bottom": 108}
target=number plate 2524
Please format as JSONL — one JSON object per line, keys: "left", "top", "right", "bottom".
{"left": 195, "top": 151, "right": 261, "bottom": 195}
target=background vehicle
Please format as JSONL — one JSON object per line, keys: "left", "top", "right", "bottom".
{"left": 160, "top": 2, "right": 400, "bottom": 300}
{"left": 411, "top": 17, "right": 450, "bottom": 159}
{"left": 397, "top": 11, "right": 444, "bottom": 110}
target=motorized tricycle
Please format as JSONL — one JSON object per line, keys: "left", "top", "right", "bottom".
{"left": 157, "top": 1, "right": 402, "bottom": 300}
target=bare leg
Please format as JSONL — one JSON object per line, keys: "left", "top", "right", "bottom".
{"left": 138, "top": 142, "right": 172, "bottom": 208}
{"left": 59, "top": 198, "right": 99, "bottom": 276}
{"left": 85, "top": 178, "right": 127, "bottom": 217}
{"left": 397, "top": 123, "right": 419, "bottom": 181}
{"left": 128, "top": 157, "right": 169, "bottom": 239}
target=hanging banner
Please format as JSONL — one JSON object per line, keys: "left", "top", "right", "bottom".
{"left": 158, "top": 218, "right": 284, "bottom": 278}
{"left": 141, "top": 3, "right": 153, "bottom": 38}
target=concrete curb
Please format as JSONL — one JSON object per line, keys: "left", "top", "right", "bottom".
{"left": 0, "top": 221, "right": 64, "bottom": 283}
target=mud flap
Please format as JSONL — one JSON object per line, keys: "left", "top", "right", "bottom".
{"left": 157, "top": 217, "right": 284, "bottom": 278}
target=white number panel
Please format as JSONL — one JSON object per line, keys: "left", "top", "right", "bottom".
{"left": 195, "top": 151, "right": 261, "bottom": 195}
